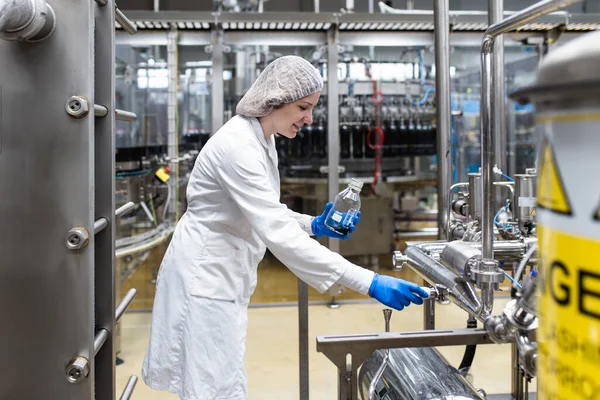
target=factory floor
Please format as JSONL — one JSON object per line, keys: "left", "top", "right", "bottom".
{"left": 116, "top": 295, "right": 536, "bottom": 399}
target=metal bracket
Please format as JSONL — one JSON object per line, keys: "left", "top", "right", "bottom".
{"left": 317, "top": 328, "right": 494, "bottom": 400}
{"left": 319, "top": 165, "right": 346, "bottom": 174}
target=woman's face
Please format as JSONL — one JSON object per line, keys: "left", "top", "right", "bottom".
{"left": 272, "top": 92, "right": 321, "bottom": 139}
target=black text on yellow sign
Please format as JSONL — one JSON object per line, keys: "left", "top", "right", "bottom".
{"left": 538, "top": 225, "right": 600, "bottom": 400}
{"left": 537, "top": 140, "right": 572, "bottom": 216}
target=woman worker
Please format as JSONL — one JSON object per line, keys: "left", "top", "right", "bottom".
{"left": 142, "top": 55, "right": 429, "bottom": 400}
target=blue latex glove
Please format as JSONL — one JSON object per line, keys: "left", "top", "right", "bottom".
{"left": 311, "top": 202, "right": 361, "bottom": 240}
{"left": 368, "top": 273, "right": 429, "bottom": 311}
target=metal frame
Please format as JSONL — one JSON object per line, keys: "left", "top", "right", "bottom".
{"left": 316, "top": 328, "right": 494, "bottom": 400}
{"left": 119, "top": 10, "right": 600, "bottom": 32}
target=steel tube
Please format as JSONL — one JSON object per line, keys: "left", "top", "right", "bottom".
{"left": 486, "top": 0, "right": 581, "bottom": 38}
{"left": 115, "top": 109, "right": 137, "bottom": 122}
{"left": 327, "top": 27, "right": 340, "bottom": 254}
{"left": 434, "top": 0, "right": 452, "bottom": 239}
{"left": 94, "top": 218, "right": 108, "bottom": 234}
{"left": 94, "top": 104, "right": 108, "bottom": 118}
{"left": 404, "top": 246, "right": 483, "bottom": 320}
{"left": 480, "top": 44, "right": 495, "bottom": 260}
{"left": 116, "top": 288, "right": 137, "bottom": 322}
{"left": 298, "top": 279, "right": 309, "bottom": 400}
{"left": 115, "top": 201, "right": 135, "bottom": 217}
{"left": 167, "top": 28, "right": 178, "bottom": 222}
{"left": 407, "top": 238, "right": 535, "bottom": 262}
{"left": 94, "top": 0, "right": 108, "bottom": 6}
{"left": 480, "top": 0, "right": 582, "bottom": 259}
{"left": 115, "top": 7, "right": 137, "bottom": 35}
{"left": 490, "top": 0, "right": 507, "bottom": 213}
{"left": 119, "top": 376, "right": 139, "bottom": 400}
{"left": 211, "top": 29, "right": 224, "bottom": 135}
{"left": 94, "top": 329, "right": 109, "bottom": 356}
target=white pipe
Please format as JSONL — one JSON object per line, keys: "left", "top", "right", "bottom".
{"left": 314, "top": 0, "right": 319, "bottom": 13}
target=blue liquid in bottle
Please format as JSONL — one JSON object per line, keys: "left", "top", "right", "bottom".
{"left": 324, "top": 178, "right": 363, "bottom": 235}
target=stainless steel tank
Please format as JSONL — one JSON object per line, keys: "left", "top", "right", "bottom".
{"left": 359, "top": 347, "right": 485, "bottom": 400}
{"left": 511, "top": 30, "right": 600, "bottom": 400}
{"left": 514, "top": 172, "right": 536, "bottom": 235}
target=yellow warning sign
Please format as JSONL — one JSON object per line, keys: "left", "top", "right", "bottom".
{"left": 537, "top": 140, "right": 572, "bottom": 215}
{"left": 538, "top": 225, "right": 600, "bottom": 399}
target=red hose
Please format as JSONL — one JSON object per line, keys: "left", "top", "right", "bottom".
{"left": 366, "top": 74, "right": 385, "bottom": 195}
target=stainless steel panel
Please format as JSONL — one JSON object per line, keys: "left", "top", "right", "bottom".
{"left": 95, "top": 2, "right": 117, "bottom": 398}
{"left": 0, "top": 0, "right": 95, "bottom": 397}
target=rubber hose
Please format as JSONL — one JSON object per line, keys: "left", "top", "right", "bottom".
{"left": 458, "top": 318, "right": 478, "bottom": 375}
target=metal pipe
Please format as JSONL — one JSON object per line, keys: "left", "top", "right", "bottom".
{"left": 94, "top": 104, "right": 108, "bottom": 118}
{"left": 94, "top": 329, "right": 109, "bottom": 356}
{"left": 211, "top": 29, "right": 224, "bottom": 135}
{"left": 480, "top": 0, "right": 582, "bottom": 259}
{"left": 327, "top": 27, "right": 340, "bottom": 254}
{"left": 94, "top": 0, "right": 108, "bottom": 6}
{"left": 404, "top": 246, "right": 483, "bottom": 321}
{"left": 167, "top": 28, "right": 178, "bottom": 222}
{"left": 481, "top": 286, "right": 495, "bottom": 317}
{"left": 368, "top": 309, "right": 392, "bottom": 400}
{"left": 486, "top": 0, "right": 581, "bottom": 38}
{"left": 115, "top": 109, "right": 137, "bottom": 122}
{"left": 434, "top": 0, "right": 452, "bottom": 240}
{"left": 116, "top": 288, "right": 137, "bottom": 323}
{"left": 490, "top": 0, "right": 507, "bottom": 213}
{"left": 298, "top": 279, "right": 309, "bottom": 400}
{"left": 314, "top": 0, "right": 319, "bottom": 13}
{"left": 115, "top": 201, "right": 135, "bottom": 217}
{"left": 115, "top": 7, "right": 137, "bottom": 35}
{"left": 406, "top": 238, "right": 535, "bottom": 262}
{"left": 119, "top": 376, "right": 139, "bottom": 400}
{"left": 94, "top": 218, "right": 108, "bottom": 234}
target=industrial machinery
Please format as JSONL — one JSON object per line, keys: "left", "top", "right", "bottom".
{"left": 0, "top": 0, "right": 140, "bottom": 398}
{"left": 317, "top": 1, "right": 596, "bottom": 399}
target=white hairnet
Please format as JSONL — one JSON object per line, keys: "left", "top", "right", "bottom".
{"left": 236, "top": 55, "right": 324, "bottom": 118}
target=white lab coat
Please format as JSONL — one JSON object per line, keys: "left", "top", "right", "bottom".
{"left": 142, "top": 116, "right": 370, "bottom": 400}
